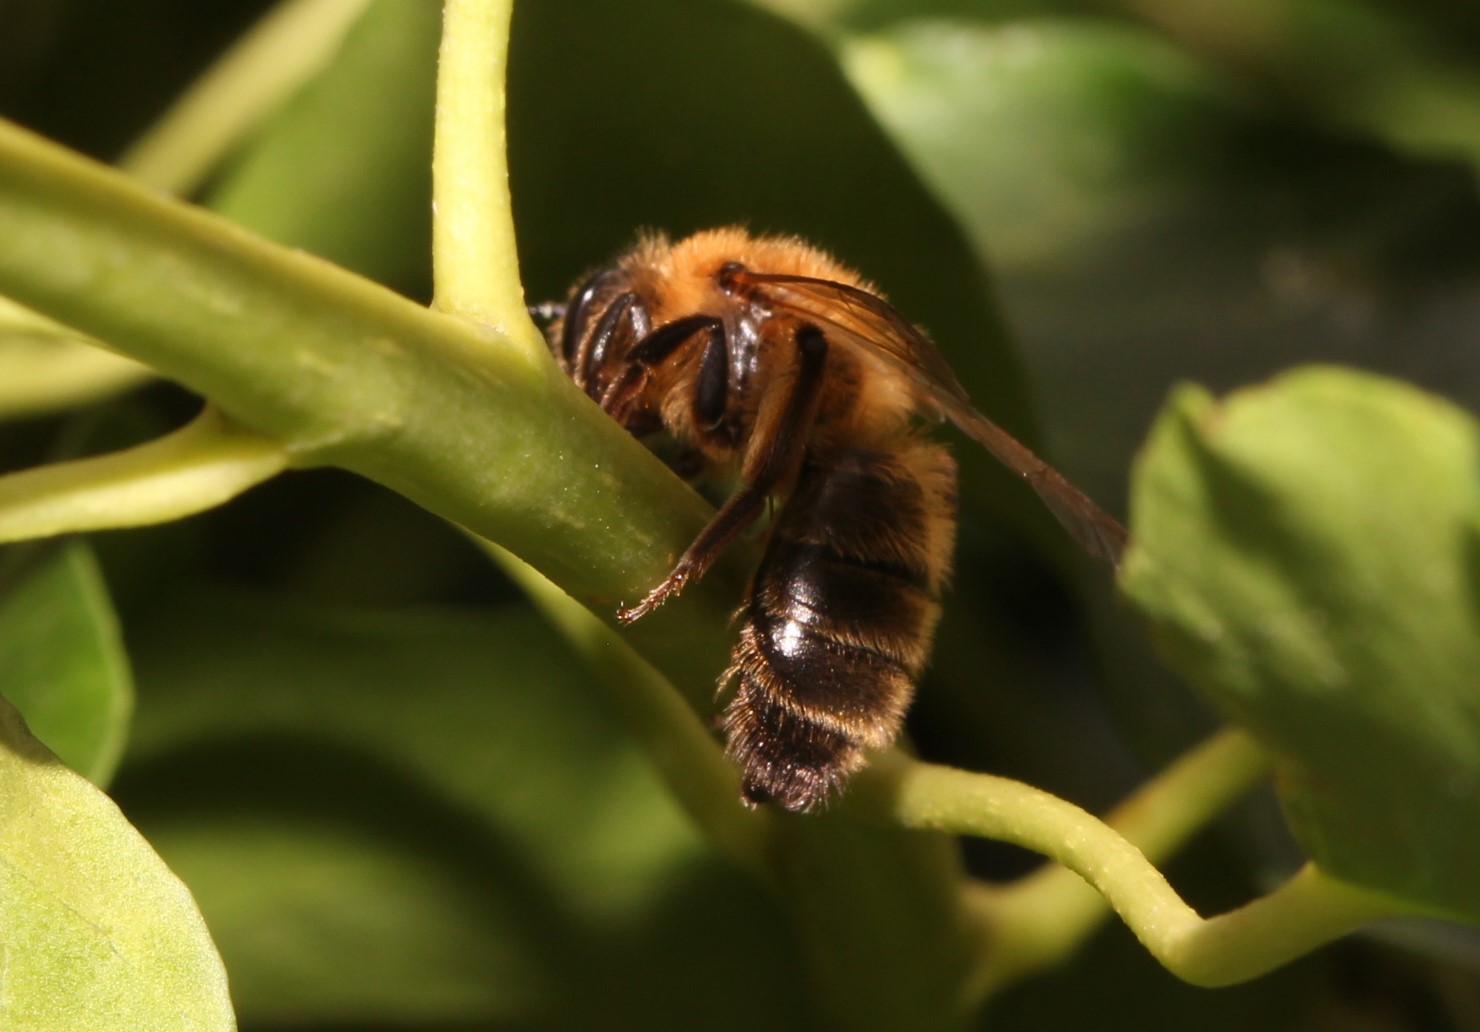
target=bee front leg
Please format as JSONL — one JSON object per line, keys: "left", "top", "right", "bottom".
{"left": 617, "top": 324, "right": 829, "bottom": 624}
{"left": 598, "top": 314, "right": 724, "bottom": 419}
{"left": 575, "top": 290, "right": 649, "bottom": 398}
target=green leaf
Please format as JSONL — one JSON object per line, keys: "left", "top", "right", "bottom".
{"left": 1110, "top": 0, "right": 1480, "bottom": 168}
{"left": 0, "top": 693, "right": 232, "bottom": 1032}
{"left": 117, "top": 590, "right": 806, "bottom": 1029}
{"left": 764, "top": 0, "right": 1480, "bottom": 169}
{"left": 1123, "top": 366, "right": 1480, "bottom": 920}
{"left": 803, "top": 9, "right": 1480, "bottom": 773}
{"left": 838, "top": 19, "right": 1237, "bottom": 272}
{"left": 0, "top": 539, "right": 132, "bottom": 784}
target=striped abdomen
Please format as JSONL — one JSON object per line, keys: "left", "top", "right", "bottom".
{"left": 722, "top": 438, "right": 958, "bottom": 811}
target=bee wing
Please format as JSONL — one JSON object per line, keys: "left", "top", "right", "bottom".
{"left": 736, "top": 270, "right": 1130, "bottom": 566}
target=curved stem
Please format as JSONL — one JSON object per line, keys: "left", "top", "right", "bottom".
{"left": 0, "top": 407, "right": 288, "bottom": 544}
{"left": 484, "top": 539, "right": 777, "bottom": 883}
{"left": 966, "top": 728, "right": 1269, "bottom": 993}
{"left": 1160, "top": 862, "right": 1410, "bottom": 987}
{"left": 853, "top": 738, "right": 1422, "bottom": 990}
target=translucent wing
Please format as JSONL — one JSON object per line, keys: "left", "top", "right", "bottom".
{"left": 733, "top": 270, "right": 1130, "bottom": 566}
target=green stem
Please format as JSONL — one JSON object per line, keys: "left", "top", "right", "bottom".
{"left": 855, "top": 742, "right": 1422, "bottom": 988}
{"left": 966, "top": 728, "right": 1270, "bottom": 993}
{"left": 118, "top": 0, "right": 373, "bottom": 193}
{"left": 431, "top": 0, "right": 777, "bottom": 887}
{"left": 431, "top": 0, "right": 532, "bottom": 338}
{"left": 0, "top": 114, "right": 736, "bottom": 696}
{"left": 485, "top": 540, "right": 776, "bottom": 883}
{"left": 426, "top": 15, "right": 979, "bottom": 1027}
{"left": 1160, "top": 862, "right": 1409, "bottom": 987}
{"left": 0, "top": 407, "right": 287, "bottom": 544}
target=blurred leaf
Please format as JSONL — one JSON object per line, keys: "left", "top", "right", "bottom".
{"left": 1112, "top": 0, "right": 1480, "bottom": 169}
{"left": 119, "top": 0, "right": 375, "bottom": 195}
{"left": 777, "top": 814, "right": 975, "bottom": 1032}
{"left": 208, "top": 0, "right": 439, "bottom": 294}
{"left": 1123, "top": 366, "right": 1480, "bottom": 921}
{"left": 117, "top": 590, "right": 808, "bottom": 1029}
{"left": 0, "top": 693, "right": 231, "bottom": 1032}
{"left": 762, "top": 0, "right": 1480, "bottom": 170}
{"left": 780, "top": 8, "right": 1480, "bottom": 776}
{"left": 758, "top": 8, "right": 1480, "bottom": 504}
{"left": 839, "top": 19, "right": 1237, "bottom": 274}
{"left": 0, "top": 538, "right": 132, "bottom": 783}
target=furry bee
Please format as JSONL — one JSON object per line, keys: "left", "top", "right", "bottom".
{"left": 546, "top": 227, "right": 1126, "bottom": 812}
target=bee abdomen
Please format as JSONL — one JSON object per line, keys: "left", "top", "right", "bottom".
{"left": 722, "top": 440, "right": 957, "bottom": 811}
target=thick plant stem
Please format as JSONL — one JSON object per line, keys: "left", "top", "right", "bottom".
{"left": 0, "top": 115, "right": 738, "bottom": 695}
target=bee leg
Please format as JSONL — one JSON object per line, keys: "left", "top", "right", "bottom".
{"left": 617, "top": 324, "right": 829, "bottom": 624}
{"left": 597, "top": 315, "right": 724, "bottom": 418}
{"left": 693, "top": 321, "right": 728, "bottom": 428}
{"left": 556, "top": 267, "right": 621, "bottom": 372}
{"left": 575, "top": 290, "right": 650, "bottom": 397}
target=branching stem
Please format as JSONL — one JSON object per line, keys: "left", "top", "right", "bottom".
{"left": 853, "top": 736, "right": 1426, "bottom": 991}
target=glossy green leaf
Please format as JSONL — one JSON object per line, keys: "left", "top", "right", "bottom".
{"left": 117, "top": 591, "right": 806, "bottom": 1029}
{"left": 0, "top": 539, "right": 132, "bottom": 783}
{"left": 0, "top": 693, "right": 232, "bottom": 1032}
{"left": 1123, "top": 366, "right": 1480, "bottom": 920}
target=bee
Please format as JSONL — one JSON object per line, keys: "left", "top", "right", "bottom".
{"left": 545, "top": 227, "right": 1126, "bottom": 812}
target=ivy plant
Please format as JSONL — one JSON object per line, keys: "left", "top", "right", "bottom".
{"left": 2, "top": 1, "right": 1478, "bottom": 1029}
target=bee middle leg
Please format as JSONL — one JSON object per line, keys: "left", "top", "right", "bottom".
{"left": 617, "top": 323, "right": 829, "bottom": 624}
